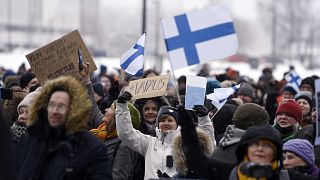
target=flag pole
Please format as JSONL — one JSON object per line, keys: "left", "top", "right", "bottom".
{"left": 210, "top": 108, "right": 220, "bottom": 121}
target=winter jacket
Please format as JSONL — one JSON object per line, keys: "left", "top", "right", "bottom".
{"left": 178, "top": 106, "right": 235, "bottom": 180}
{"left": 112, "top": 142, "right": 142, "bottom": 180}
{"left": 116, "top": 102, "right": 215, "bottom": 179}
{"left": 212, "top": 125, "right": 245, "bottom": 165}
{"left": 18, "top": 76, "right": 112, "bottom": 180}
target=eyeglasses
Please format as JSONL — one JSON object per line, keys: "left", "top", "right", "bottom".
{"left": 249, "top": 141, "right": 274, "bottom": 150}
{"left": 47, "top": 102, "right": 69, "bottom": 113}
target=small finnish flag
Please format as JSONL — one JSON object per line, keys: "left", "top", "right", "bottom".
{"left": 161, "top": 5, "right": 238, "bottom": 70}
{"left": 207, "top": 84, "right": 240, "bottom": 110}
{"left": 285, "top": 70, "right": 301, "bottom": 93}
{"left": 120, "top": 33, "right": 145, "bottom": 76}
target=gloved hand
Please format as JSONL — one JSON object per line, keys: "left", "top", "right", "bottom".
{"left": 157, "top": 169, "right": 170, "bottom": 178}
{"left": 193, "top": 105, "right": 208, "bottom": 117}
{"left": 177, "top": 105, "right": 195, "bottom": 127}
{"left": 109, "top": 81, "right": 120, "bottom": 100}
{"left": 117, "top": 91, "right": 132, "bottom": 103}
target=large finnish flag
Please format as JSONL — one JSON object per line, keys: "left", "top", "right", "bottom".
{"left": 120, "top": 33, "right": 145, "bottom": 76}
{"left": 207, "top": 84, "right": 240, "bottom": 110}
{"left": 161, "top": 5, "right": 238, "bottom": 70}
{"left": 285, "top": 70, "right": 301, "bottom": 93}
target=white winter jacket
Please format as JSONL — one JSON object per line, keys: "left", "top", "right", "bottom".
{"left": 116, "top": 102, "right": 215, "bottom": 179}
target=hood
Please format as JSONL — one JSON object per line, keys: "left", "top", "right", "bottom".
{"left": 172, "top": 128, "right": 214, "bottom": 176}
{"left": 235, "top": 125, "right": 283, "bottom": 166}
{"left": 28, "top": 76, "right": 92, "bottom": 135}
{"left": 218, "top": 125, "right": 245, "bottom": 148}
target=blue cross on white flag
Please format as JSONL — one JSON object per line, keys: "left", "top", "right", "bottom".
{"left": 207, "top": 84, "right": 241, "bottom": 110}
{"left": 120, "top": 33, "right": 145, "bottom": 76}
{"left": 285, "top": 70, "right": 301, "bottom": 93}
{"left": 161, "top": 5, "right": 238, "bottom": 70}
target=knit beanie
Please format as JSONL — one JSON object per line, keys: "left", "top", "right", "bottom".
{"left": 300, "top": 77, "right": 315, "bottom": 92}
{"left": 17, "top": 87, "right": 42, "bottom": 112}
{"left": 295, "top": 91, "right": 313, "bottom": 108}
{"left": 283, "top": 84, "right": 297, "bottom": 95}
{"left": 283, "top": 139, "right": 315, "bottom": 165}
{"left": 156, "top": 106, "right": 179, "bottom": 127}
{"left": 232, "top": 103, "right": 269, "bottom": 130}
{"left": 92, "top": 83, "right": 105, "bottom": 97}
{"left": 237, "top": 83, "right": 255, "bottom": 99}
{"left": 2, "top": 70, "right": 16, "bottom": 83}
{"left": 276, "top": 99, "right": 302, "bottom": 123}
{"left": 20, "top": 72, "right": 36, "bottom": 89}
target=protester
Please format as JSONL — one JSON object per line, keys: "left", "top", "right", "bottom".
{"left": 92, "top": 82, "right": 109, "bottom": 114}
{"left": 283, "top": 139, "right": 319, "bottom": 176}
{"left": 300, "top": 77, "right": 316, "bottom": 95}
{"left": 18, "top": 76, "right": 112, "bottom": 180}
{"left": 273, "top": 99, "right": 302, "bottom": 142}
{"left": 282, "top": 84, "right": 298, "bottom": 99}
{"left": 212, "top": 103, "right": 269, "bottom": 165}
{"left": 236, "top": 82, "right": 255, "bottom": 103}
{"left": 229, "top": 125, "right": 318, "bottom": 180}
{"left": 115, "top": 91, "right": 215, "bottom": 179}
{"left": 295, "top": 91, "right": 313, "bottom": 127}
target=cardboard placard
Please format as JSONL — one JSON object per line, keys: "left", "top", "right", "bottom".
{"left": 126, "top": 74, "right": 170, "bottom": 99}
{"left": 26, "top": 30, "right": 97, "bottom": 85}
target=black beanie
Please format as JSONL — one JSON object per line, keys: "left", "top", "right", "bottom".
{"left": 20, "top": 72, "right": 36, "bottom": 89}
{"left": 156, "top": 106, "right": 179, "bottom": 126}
{"left": 92, "top": 83, "right": 105, "bottom": 97}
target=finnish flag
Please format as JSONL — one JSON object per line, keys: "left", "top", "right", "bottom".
{"left": 207, "top": 84, "right": 240, "bottom": 110}
{"left": 161, "top": 5, "right": 238, "bottom": 70}
{"left": 120, "top": 33, "right": 145, "bottom": 76}
{"left": 285, "top": 70, "right": 301, "bottom": 93}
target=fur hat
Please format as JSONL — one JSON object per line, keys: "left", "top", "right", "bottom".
{"left": 276, "top": 99, "right": 302, "bottom": 123}
{"left": 92, "top": 83, "right": 105, "bottom": 97}
{"left": 19, "top": 72, "right": 36, "bottom": 89}
{"left": 232, "top": 103, "right": 269, "bottom": 130}
{"left": 237, "top": 83, "right": 255, "bottom": 99}
{"left": 17, "top": 87, "right": 42, "bottom": 112}
{"left": 283, "top": 139, "right": 315, "bottom": 165}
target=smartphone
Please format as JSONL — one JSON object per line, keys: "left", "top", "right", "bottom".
{"left": 78, "top": 49, "right": 83, "bottom": 71}
{"left": 0, "top": 88, "right": 13, "bottom": 100}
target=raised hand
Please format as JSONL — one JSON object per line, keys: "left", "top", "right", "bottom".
{"left": 117, "top": 91, "right": 132, "bottom": 103}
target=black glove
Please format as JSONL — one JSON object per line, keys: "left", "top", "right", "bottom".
{"left": 109, "top": 81, "right": 120, "bottom": 100}
{"left": 177, "top": 105, "right": 195, "bottom": 127}
{"left": 157, "top": 169, "right": 170, "bottom": 178}
{"left": 117, "top": 91, "right": 132, "bottom": 103}
{"left": 193, "top": 105, "right": 208, "bottom": 117}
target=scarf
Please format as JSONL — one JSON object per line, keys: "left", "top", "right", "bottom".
{"left": 237, "top": 156, "right": 279, "bottom": 180}
{"left": 90, "top": 122, "right": 117, "bottom": 140}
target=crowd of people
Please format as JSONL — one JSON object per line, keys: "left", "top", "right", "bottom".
{"left": 0, "top": 62, "right": 319, "bottom": 180}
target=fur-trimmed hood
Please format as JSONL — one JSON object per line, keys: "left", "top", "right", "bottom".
{"left": 28, "top": 76, "right": 92, "bottom": 135}
{"left": 172, "top": 128, "right": 214, "bottom": 176}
